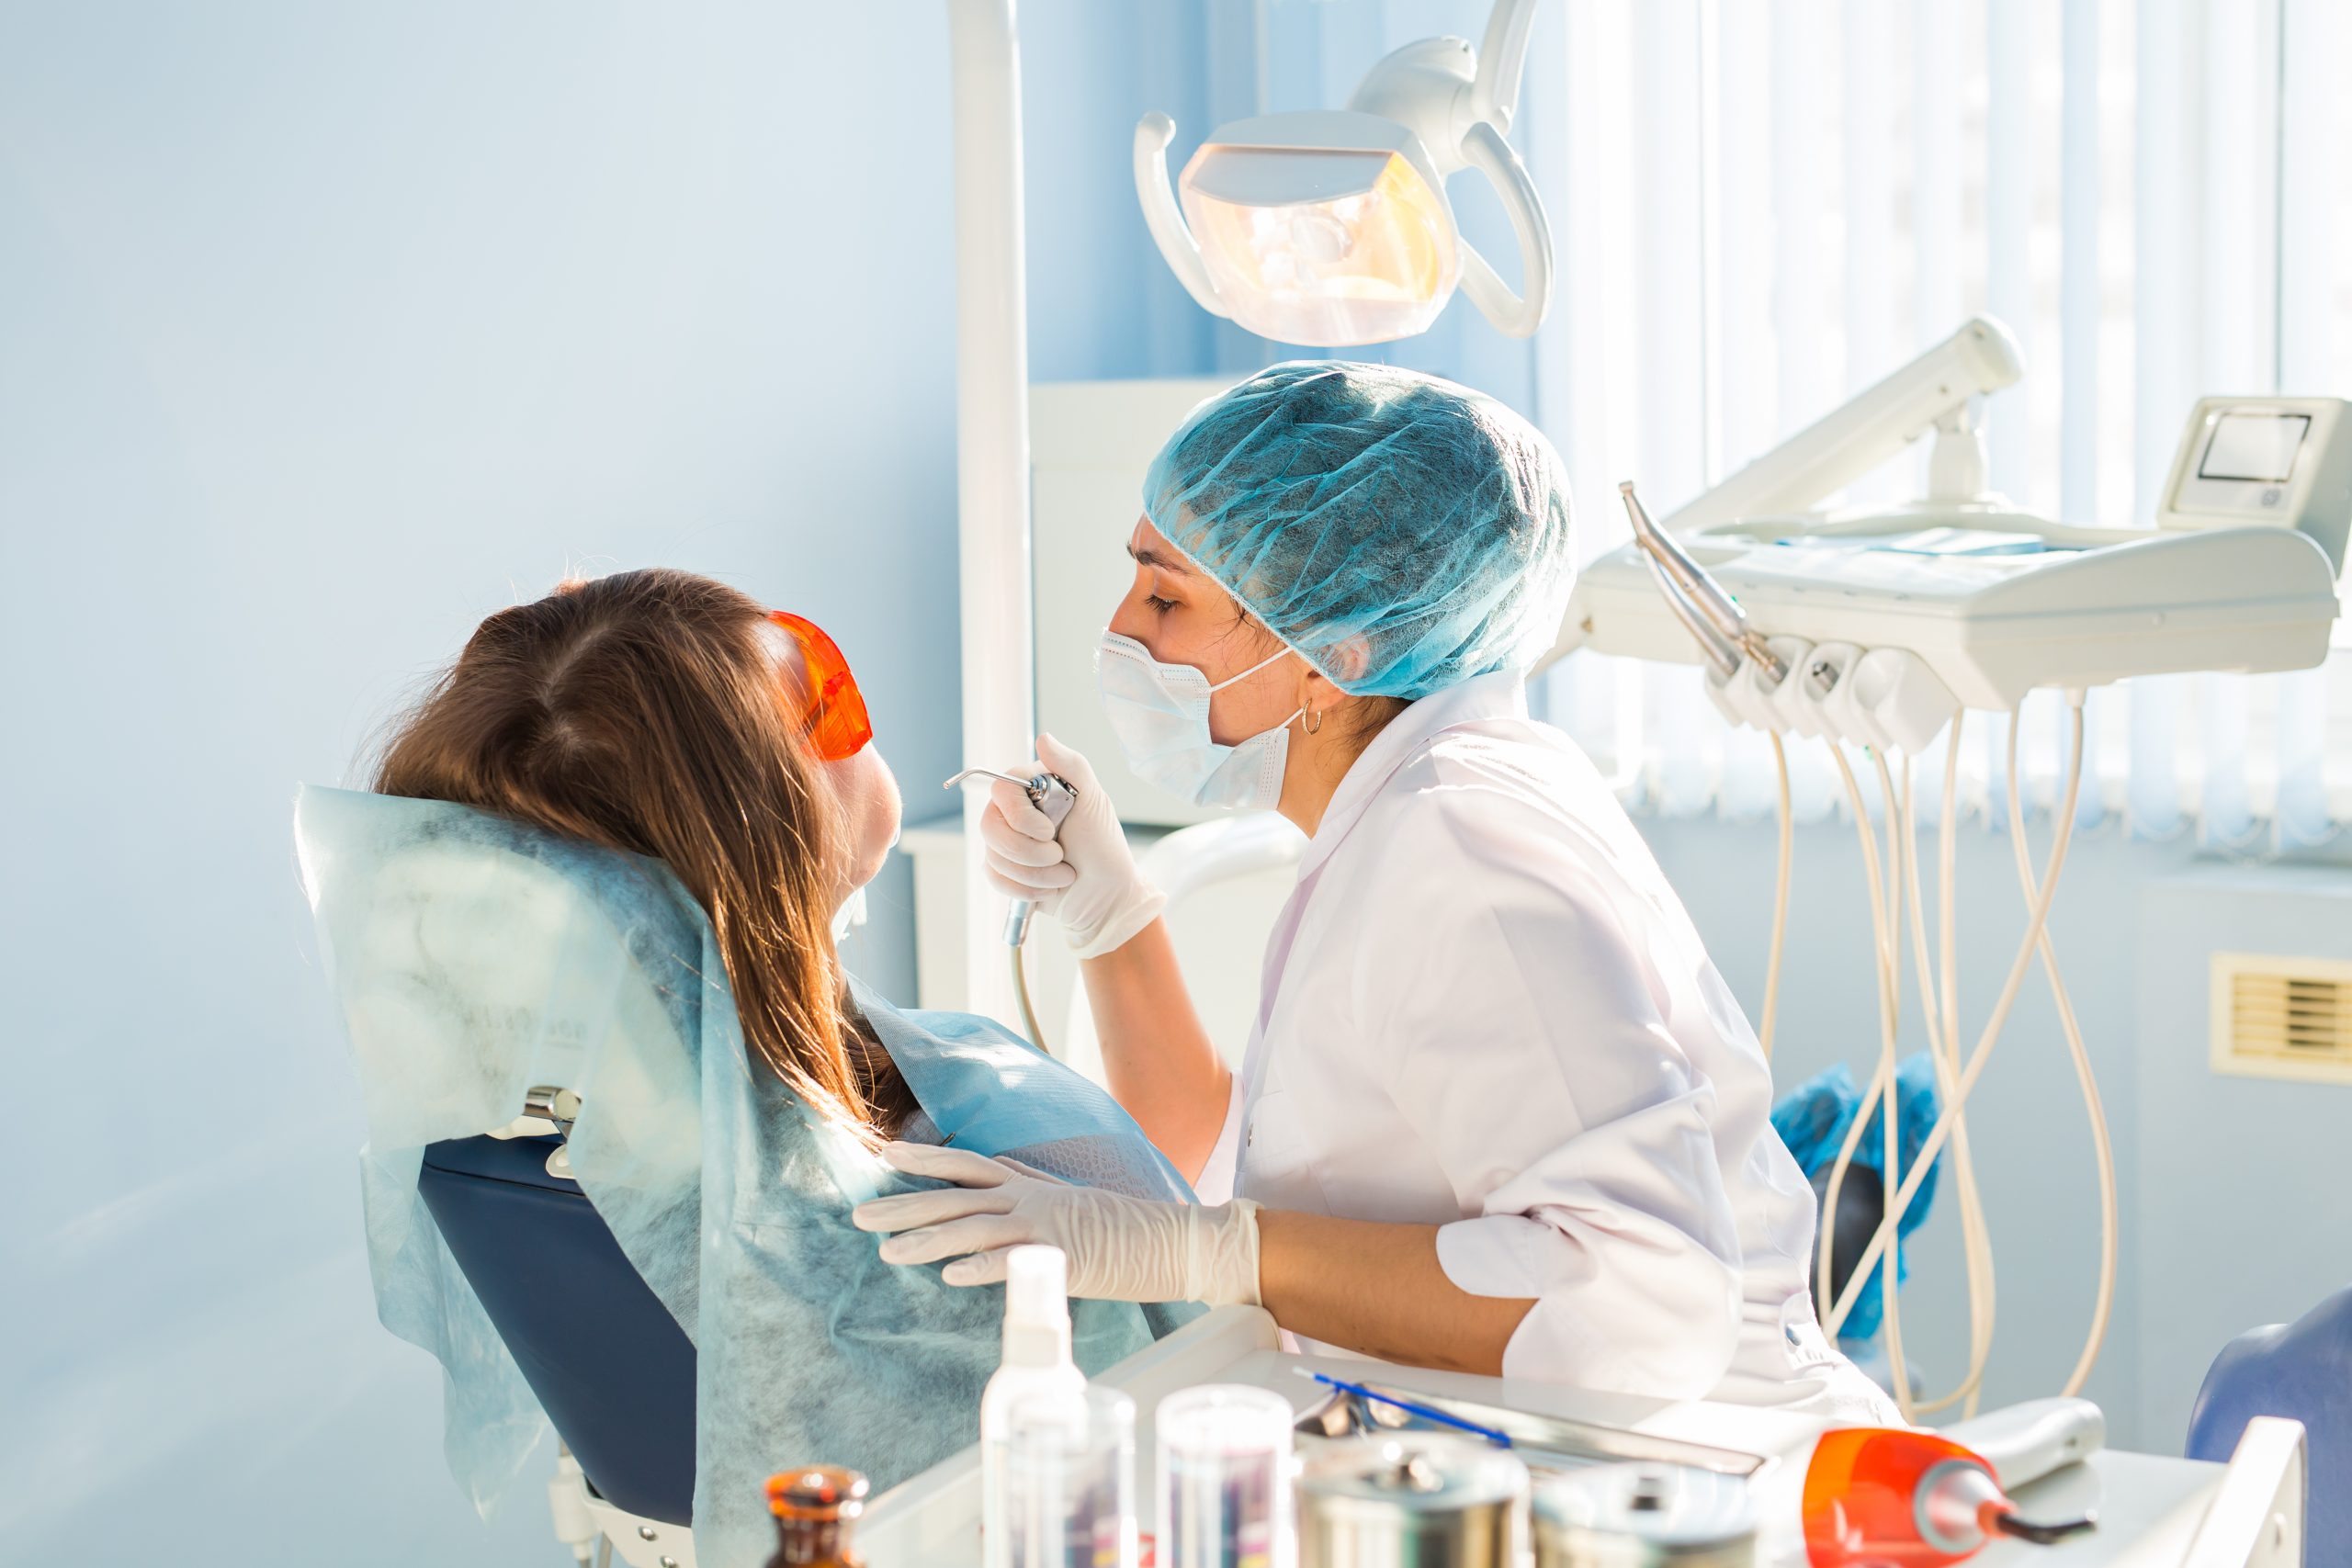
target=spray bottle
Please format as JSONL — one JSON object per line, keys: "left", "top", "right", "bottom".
{"left": 980, "top": 1246, "right": 1090, "bottom": 1568}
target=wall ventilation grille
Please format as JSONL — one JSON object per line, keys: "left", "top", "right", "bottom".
{"left": 2211, "top": 952, "right": 2352, "bottom": 1085}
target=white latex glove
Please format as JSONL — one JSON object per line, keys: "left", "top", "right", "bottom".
{"left": 851, "top": 1142, "right": 1262, "bottom": 1306}
{"left": 979, "top": 733, "right": 1165, "bottom": 959}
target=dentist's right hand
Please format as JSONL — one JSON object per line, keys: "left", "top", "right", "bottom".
{"left": 981, "top": 734, "right": 1165, "bottom": 958}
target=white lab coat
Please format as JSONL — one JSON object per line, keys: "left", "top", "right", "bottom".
{"left": 1198, "top": 671, "right": 1901, "bottom": 1422}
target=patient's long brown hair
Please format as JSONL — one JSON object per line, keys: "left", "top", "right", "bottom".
{"left": 372, "top": 569, "right": 915, "bottom": 1136}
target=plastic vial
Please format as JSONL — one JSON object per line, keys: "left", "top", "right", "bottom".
{"left": 987, "top": 1381, "right": 1140, "bottom": 1568}
{"left": 1156, "top": 1383, "right": 1296, "bottom": 1568}
{"left": 981, "top": 1246, "right": 1090, "bottom": 1568}
{"left": 763, "top": 1464, "right": 868, "bottom": 1568}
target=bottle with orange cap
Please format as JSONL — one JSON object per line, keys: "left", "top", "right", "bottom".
{"left": 764, "top": 1464, "right": 869, "bottom": 1568}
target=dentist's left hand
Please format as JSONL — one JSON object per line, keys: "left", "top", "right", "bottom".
{"left": 852, "top": 1142, "right": 1261, "bottom": 1305}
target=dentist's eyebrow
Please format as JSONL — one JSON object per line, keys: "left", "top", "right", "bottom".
{"left": 1125, "top": 541, "right": 1194, "bottom": 575}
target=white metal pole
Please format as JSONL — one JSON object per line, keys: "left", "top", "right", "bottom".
{"left": 947, "top": 0, "right": 1033, "bottom": 1025}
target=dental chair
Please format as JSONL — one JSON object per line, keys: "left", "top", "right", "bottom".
{"left": 2188, "top": 1282, "right": 2351, "bottom": 1568}
{"left": 416, "top": 1102, "right": 699, "bottom": 1568}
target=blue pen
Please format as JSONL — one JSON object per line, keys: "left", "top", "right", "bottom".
{"left": 1296, "top": 1367, "right": 1514, "bottom": 1447}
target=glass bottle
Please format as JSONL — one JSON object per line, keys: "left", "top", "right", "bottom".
{"left": 764, "top": 1464, "right": 869, "bottom": 1568}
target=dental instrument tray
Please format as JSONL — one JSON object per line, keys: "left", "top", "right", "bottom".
{"left": 1295, "top": 1376, "right": 1768, "bottom": 1480}
{"left": 1553, "top": 318, "right": 2352, "bottom": 719}
{"left": 1569, "top": 488, "right": 2345, "bottom": 712}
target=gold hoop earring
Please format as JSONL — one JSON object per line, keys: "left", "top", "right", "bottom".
{"left": 1303, "top": 704, "right": 1324, "bottom": 736}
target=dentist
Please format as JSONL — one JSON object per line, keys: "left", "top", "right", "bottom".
{"left": 856, "top": 364, "right": 1896, "bottom": 1418}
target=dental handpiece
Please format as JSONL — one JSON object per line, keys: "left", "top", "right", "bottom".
{"left": 1621, "top": 480, "right": 1792, "bottom": 688}
{"left": 944, "top": 768, "right": 1080, "bottom": 944}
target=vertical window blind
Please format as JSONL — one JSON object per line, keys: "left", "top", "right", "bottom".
{"left": 1232, "top": 0, "right": 2352, "bottom": 849}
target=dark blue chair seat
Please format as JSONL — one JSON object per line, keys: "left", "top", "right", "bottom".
{"left": 418, "top": 1134, "right": 697, "bottom": 1527}
{"left": 2188, "top": 1282, "right": 2351, "bottom": 1568}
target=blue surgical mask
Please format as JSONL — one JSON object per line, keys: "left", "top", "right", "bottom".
{"left": 1095, "top": 630, "right": 1302, "bottom": 811}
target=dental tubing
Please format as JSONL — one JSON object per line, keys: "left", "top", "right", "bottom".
{"left": 1758, "top": 731, "right": 1793, "bottom": 1062}
{"left": 1766, "top": 694, "right": 2115, "bottom": 1410}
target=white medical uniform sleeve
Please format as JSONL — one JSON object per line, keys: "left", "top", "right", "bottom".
{"left": 1363, "top": 801, "right": 1744, "bottom": 1398}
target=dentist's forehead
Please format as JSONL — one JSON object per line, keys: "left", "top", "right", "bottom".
{"left": 1127, "top": 518, "right": 1193, "bottom": 573}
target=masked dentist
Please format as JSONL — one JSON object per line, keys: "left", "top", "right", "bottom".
{"left": 855, "top": 363, "right": 1899, "bottom": 1420}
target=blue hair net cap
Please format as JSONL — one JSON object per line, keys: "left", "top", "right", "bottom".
{"left": 1143, "top": 361, "right": 1577, "bottom": 699}
{"left": 295, "top": 785, "right": 1196, "bottom": 1564}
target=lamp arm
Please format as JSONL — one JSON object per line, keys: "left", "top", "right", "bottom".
{"left": 1453, "top": 119, "right": 1554, "bottom": 338}
{"left": 1664, "top": 315, "right": 2024, "bottom": 532}
{"left": 1133, "top": 113, "right": 1226, "bottom": 317}
{"left": 1471, "top": 0, "right": 1540, "bottom": 131}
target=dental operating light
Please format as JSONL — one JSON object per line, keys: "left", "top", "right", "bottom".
{"left": 1136, "top": 0, "right": 1553, "bottom": 346}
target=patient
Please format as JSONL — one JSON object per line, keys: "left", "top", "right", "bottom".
{"left": 373, "top": 568, "right": 918, "bottom": 1140}
{"left": 310, "top": 568, "right": 1193, "bottom": 1562}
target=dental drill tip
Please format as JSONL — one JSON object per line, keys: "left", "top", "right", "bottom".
{"left": 944, "top": 767, "right": 1035, "bottom": 792}
{"left": 1617, "top": 479, "right": 1788, "bottom": 687}
{"left": 1620, "top": 483, "right": 1662, "bottom": 542}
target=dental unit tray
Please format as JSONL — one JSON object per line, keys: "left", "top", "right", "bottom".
{"left": 1549, "top": 317, "right": 2352, "bottom": 748}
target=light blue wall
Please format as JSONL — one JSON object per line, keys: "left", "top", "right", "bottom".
{"left": 0, "top": 3, "right": 1180, "bottom": 1562}
{"left": 1641, "top": 812, "right": 2352, "bottom": 1453}
{"left": 2135, "top": 866, "right": 2352, "bottom": 1449}
{"left": 1019, "top": 0, "right": 1226, "bottom": 381}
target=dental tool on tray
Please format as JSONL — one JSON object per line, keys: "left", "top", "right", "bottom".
{"left": 945, "top": 767, "right": 1079, "bottom": 1053}
{"left": 1293, "top": 1367, "right": 1515, "bottom": 1447}
{"left": 1622, "top": 479, "right": 1790, "bottom": 689}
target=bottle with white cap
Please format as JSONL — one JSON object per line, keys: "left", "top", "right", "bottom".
{"left": 980, "top": 1245, "right": 1092, "bottom": 1568}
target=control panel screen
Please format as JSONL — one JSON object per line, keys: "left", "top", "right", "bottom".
{"left": 2199, "top": 412, "right": 2312, "bottom": 483}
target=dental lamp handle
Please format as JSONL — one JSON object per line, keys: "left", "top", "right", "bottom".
{"left": 1453, "top": 120, "right": 1554, "bottom": 339}
{"left": 1133, "top": 113, "right": 1226, "bottom": 318}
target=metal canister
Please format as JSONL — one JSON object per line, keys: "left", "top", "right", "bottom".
{"left": 1532, "top": 1464, "right": 1756, "bottom": 1568}
{"left": 1296, "top": 1436, "right": 1529, "bottom": 1568}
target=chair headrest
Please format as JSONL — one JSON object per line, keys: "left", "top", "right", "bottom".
{"left": 295, "top": 784, "right": 713, "bottom": 1163}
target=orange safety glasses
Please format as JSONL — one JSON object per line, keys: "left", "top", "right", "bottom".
{"left": 769, "top": 610, "right": 874, "bottom": 761}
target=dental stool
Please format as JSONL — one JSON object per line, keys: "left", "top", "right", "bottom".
{"left": 418, "top": 1123, "right": 699, "bottom": 1567}
{"left": 2188, "top": 1281, "right": 2350, "bottom": 1567}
